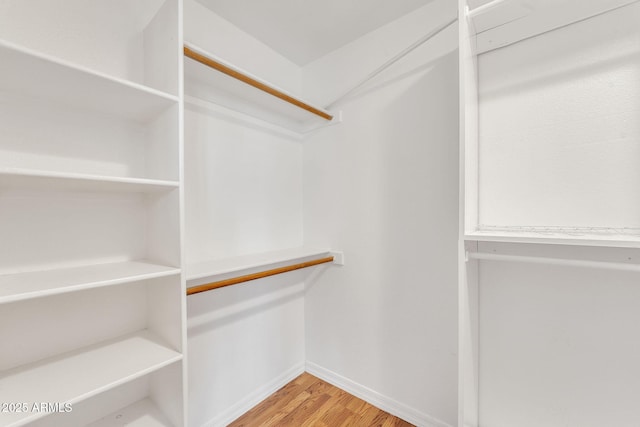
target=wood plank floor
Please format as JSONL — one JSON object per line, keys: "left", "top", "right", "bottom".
{"left": 228, "top": 372, "right": 415, "bottom": 427}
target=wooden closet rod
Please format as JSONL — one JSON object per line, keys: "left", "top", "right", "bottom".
{"left": 184, "top": 46, "right": 333, "bottom": 121}
{"left": 187, "top": 256, "right": 334, "bottom": 296}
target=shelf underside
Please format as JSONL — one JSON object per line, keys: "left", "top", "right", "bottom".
{"left": 466, "top": 227, "right": 640, "bottom": 248}
{"left": 0, "top": 331, "right": 181, "bottom": 427}
{"left": 0, "top": 40, "right": 178, "bottom": 122}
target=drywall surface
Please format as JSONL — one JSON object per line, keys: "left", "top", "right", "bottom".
{"left": 478, "top": 2, "right": 640, "bottom": 229}
{"left": 187, "top": 274, "right": 305, "bottom": 427}
{"left": 184, "top": 0, "right": 301, "bottom": 94}
{"left": 478, "top": 242, "right": 640, "bottom": 427}
{"left": 184, "top": 104, "right": 303, "bottom": 262}
{"left": 302, "top": 1, "right": 459, "bottom": 425}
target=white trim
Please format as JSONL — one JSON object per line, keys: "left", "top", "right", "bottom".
{"left": 306, "top": 361, "right": 453, "bottom": 427}
{"left": 199, "top": 362, "right": 305, "bottom": 427}
{"left": 467, "top": 251, "right": 640, "bottom": 272}
{"left": 184, "top": 94, "right": 304, "bottom": 141}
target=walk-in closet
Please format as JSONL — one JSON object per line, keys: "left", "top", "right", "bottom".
{"left": 0, "top": 0, "right": 638, "bottom": 426}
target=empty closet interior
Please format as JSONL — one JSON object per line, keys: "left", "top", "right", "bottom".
{"left": 183, "top": 0, "right": 458, "bottom": 425}
{"left": 1, "top": 0, "right": 637, "bottom": 426}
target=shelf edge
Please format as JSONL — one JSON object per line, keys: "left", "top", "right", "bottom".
{"left": 0, "top": 263, "right": 181, "bottom": 305}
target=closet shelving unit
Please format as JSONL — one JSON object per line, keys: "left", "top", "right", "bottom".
{"left": 461, "top": 0, "right": 640, "bottom": 249}
{"left": 459, "top": 0, "right": 640, "bottom": 424}
{"left": 0, "top": 1, "right": 185, "bottom": 426}
{"left": 183, "top": 42, "right": 342, "bottom": 294}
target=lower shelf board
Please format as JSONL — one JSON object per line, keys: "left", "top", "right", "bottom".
{"left": 0, "top": 261, "right": 181, "bottom": 305}
{"left": 86, "top": 398, "right": 174, "bottom": 427}
{"left": 466, "top": 227, "right": 640, "bottom": 248}
{"left": 0, "top": 330, "right": 182, "bottom": 427}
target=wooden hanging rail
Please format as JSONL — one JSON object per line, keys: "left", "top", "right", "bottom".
{"left": 186, "top": 256, "right": 334, "bottom": 295}
{"left": 184, "top": 46, "right": 333, "bottom": 121}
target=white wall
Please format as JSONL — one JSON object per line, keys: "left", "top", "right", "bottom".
{"left": 477, "top": 243, "right": 640, "bottom": 427}
{"left": 302, "top": 1, "right": 460, "bottom": 425}
{"left": 187, "top": 275, "right": 306, "bottom": 427}
{"left": 183, "top": 2, "right": 306, "bottom": 426}
{"left": 184, "top": 104, "right": 304, "bottom": 262}
{"left": 478, "top": 2, "right": 640, "bottom": 229}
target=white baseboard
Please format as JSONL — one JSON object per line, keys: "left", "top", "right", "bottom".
{"left": 200, "top": 362, "right": 305, "bottom": 427}
{"left": 305, "top": 361, "right": 453, "bottom": 427}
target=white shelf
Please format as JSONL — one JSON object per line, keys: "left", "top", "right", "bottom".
{"left": 184, "top": 42, "right": 335, "bottom": 133}
{"left": 0, "top": 169, "right": 179, "bottom": 194}
{"left": 470, "top": 0, "right": 638, "bottom": 53}
{"left": 0, "top": 331, "right": 182, "bottom": 427}
{"left": 466, "top": 227, "right": 640, "bottom": 248}
{"left": 0, "top": 261, "right": 180, "bottom": 305}
{"left": 187, "top": 247, "right": 332, "bottom": 286}
{"left": 85, "top": 398, "right": 174, "bottom": 427}
{"left": 0, "top": 39, "right": 178, "bottom": 122}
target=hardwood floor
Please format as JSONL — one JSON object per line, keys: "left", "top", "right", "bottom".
{"left": 228, "top": 372, "right": 415, "bottom": 427}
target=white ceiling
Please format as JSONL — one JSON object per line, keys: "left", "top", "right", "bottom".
{"left": 195, "top": 0, "right": 434, "bottom": 66}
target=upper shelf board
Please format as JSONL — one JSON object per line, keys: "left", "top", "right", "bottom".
{"left": 0, "top": 169, "right": 179, "bottom": 194}
{"left": 0, "top": 39, "right": 178, "bottom": 122}
{"left": 183, "top": 43, "right": 336, "bottom": 132}
{"left": 187, "top": 247, "right": 333, "bottom": 287}
{"left": 468, "top": 0, "right": 639, "bottom": 54}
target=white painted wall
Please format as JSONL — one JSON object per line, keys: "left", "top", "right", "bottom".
{"left": 184, "top": 104, "right": 304, "bottom": 263}
{"left": 478, "top": 2, "right": 640, "bottom": 229}
{"left": 183, "top": 3, "right": 306, "bottom": 426}
{"left": 187, "top": 275, "right": 305, "bottom": 427}
{"left": 302, "top": 1, "right": 460, "bottom": 425}
{"left": 477, "top": 242, "right": 640, "bottom": 427}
